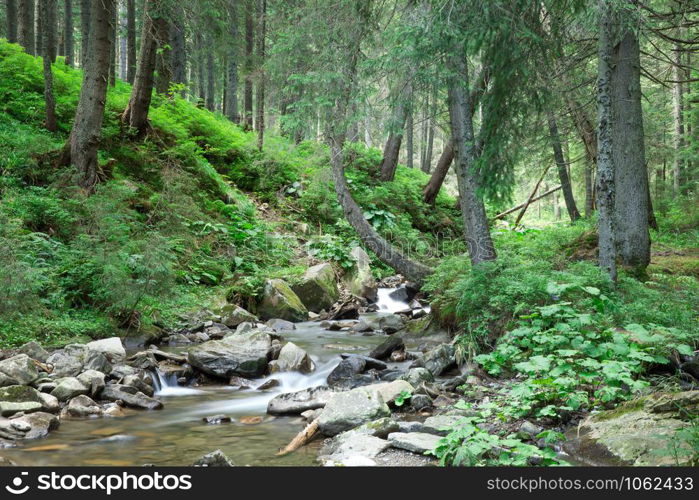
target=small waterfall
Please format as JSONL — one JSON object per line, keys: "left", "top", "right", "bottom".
{"left": 375, "top": 287, "right": 410, "bottom": 313}
{"left": 151, "top": 370, "right": 203, "bottom": 396}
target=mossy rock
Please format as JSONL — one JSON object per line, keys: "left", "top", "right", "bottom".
{"left": 292, "top": 263, "right": 339, "bottom": 313}
{"left": 257, "top": 279, "right": 308, "bottom": 322}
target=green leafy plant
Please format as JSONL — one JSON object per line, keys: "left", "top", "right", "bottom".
{"left": 394, "top": 389, "right": 412, "bottom": 407}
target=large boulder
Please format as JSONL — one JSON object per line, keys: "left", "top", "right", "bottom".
{"left": 77, "top": 370, "right": 106, "bottom": 397}
{"left": 46, "top": 345, "right": 87, "bottom": 378}
{"left": 387, "top": 432, "right": 441, "bottom": 454}
{"left": 368, "top": 380, "right": 414, "bottom": 406}
{"left": 0, "top": 354, "right": 39, "bottom": 387}
{"left": 85, "top": 337, "right": 126, "bottom": 363}
{"left": 257, "top": 279, "right": 308, "bottom": 322}
{"left": 99, "top": 384, "right": 163, "bottom": 410}
{"left": 292, "top": 263, "right": 339, "bottom": 313}
{"left": 61, "top": 395, "right": 104, "bottom": 418}
{"left": 16, "top": 341, "right": 49, "bottom": 362}
{"left": 219, "top": 305, "right": 258, "bottom": 328}
{"left": 188, "top": 331, "right": 272, "bottom": 379}
{"left": 267, "top": 386, "right": 336, "bottom": 415}
{"left": 317, "top": 387, "right": 391, "bottom": 436}
{"left": 369, "top": 336, "right": 405, "bottom": 360}
{"left": 0, "top": 386, "right": 56, "bottom": 417}
{"left": 0, "top": 412, "right": 59, "bottom": 440}
{"left": 399, "top": 367, "right": 434, "bottom": 386}
{"left": 415, "top": 344, "right": 456, "bottom": 376}
{"left": 344, "top": 247, "right": 378, "bottom": 302}
{"left": 327, "top": 357, "right": 369, "bottom": 389}
{"left": 319, "top": 432, "right": 390, "bottom": 466}
{"left": 268, "top": 342, "right": 315, "bottom": 374}
{"left": 50, "top": 377, "right": 89, "bottom": 402}
{"left": 563, "top": 391, "right": 699, "bottom": 466}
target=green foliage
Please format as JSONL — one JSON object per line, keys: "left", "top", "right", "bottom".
{"left": 665, "top": 411, "right": 699, "bottom": 467}
{"left": 394, "top": 389, "right": 412, "bottom": 407}
{"left": 306, "top": 234, "right": 357, "bottom": 270}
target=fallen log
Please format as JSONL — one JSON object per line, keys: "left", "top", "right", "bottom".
{"left": 492, "top": 185, "right": 562, "bottom": 221}
{"left": 277, "top": 418, "right": 320, "bottom": 456}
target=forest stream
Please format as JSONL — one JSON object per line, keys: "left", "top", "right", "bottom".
{"left": 0, "top": 290, "right": 416, "bottom": 467}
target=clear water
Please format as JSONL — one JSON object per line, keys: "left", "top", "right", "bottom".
{"left": 0, "top": 292, "right": 411, "bottom": 466}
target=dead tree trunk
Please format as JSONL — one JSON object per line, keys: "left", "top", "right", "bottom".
{"left": 422, "top": 139, "right": 454, "bottom": 205}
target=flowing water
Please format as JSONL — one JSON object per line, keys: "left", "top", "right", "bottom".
{"left": 1, "top": 293, "right": 409, "bottom": 466}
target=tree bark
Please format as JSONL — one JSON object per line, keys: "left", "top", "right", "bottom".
{"left": 122, "top": 0, "right": 167, "bottom": 134}
{"left": 379, "top": 82, "right": 410, "bottom": 181}
{"left": 65, "top": 0, "right": 115, "bottom": 190}
{"left": 422, "top": 139, "right": 453, "bottom": 205}
{"left": 108, "top": 1, "right": 116, "bottom": 86}
{"left": 447, "top": 54, "right": 496, "bottom": 266}
{"left": 7, "top": 0, "right": 18, "bottom": 43}
{"left": 256, "top": 0, "right": 266, "bottom": 150}
{"left": 63, "top": 0, "right": 73, "bottom": 66}
{"left": 205, "top": 49, "right": 215, "bottom": 111}
{"left": 41, "top": 0, "right": 57, "bottom": 132}
{"left": 155, "top": 17, "right": 173, "bottom": 94}
{"left": 612, "top": 27, "right": 649, "bottom": 272}
{"left": 18, "top": 0, "right": 35, "bottom": 55}
{"left": 243, "top": 0, "right": 253, "bottom": 130}
{"left": 672, "top": 41, "right": 684, "bottom": 195}
{"left": 126, "top": 0, "right": 135, "bottom": 83}
{"left": 421, "top": 85, "right": 436, "bottom": 173}
{"left": 596, "top": 0, "right": 617, "bottom": 282}
{"left": 224, "top": 0, "right": 239, "bottom": 122}
{"left": 79, "top": 0, "right": 89, "bottom": 66}
{"left": 493, "top": 185, "right": 562, "bottom": 220}
{"left": 406, "top": 103, "right": 414, "bottom": 168}
{"left": 170, "top": 8, "right": 186, "bottom": 93}
{"left": 546, "top": 111, "right": 580, "bottom": 222}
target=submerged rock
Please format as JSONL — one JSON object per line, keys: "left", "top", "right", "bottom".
{"left": 317, "top": 387, "right": 391, "bottom": 436}
{"left": 257, "top": 279, "right": 308, "bottom": 322}
{"left": 292, "top": 263, "right": 340, "bottom": 313}
{"left": 192, "top": 450, "right": 235, "bottom": 467}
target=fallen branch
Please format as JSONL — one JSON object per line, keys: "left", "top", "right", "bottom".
{"left": 277, "top": 418, "right": 320, "bottom": 456}
{"left": 492, "top": 185, "right": 563, "bottom": 221}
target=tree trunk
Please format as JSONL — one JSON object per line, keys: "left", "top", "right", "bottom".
{"left": 447, "top": 55, "right": 496, "bottom": 266}
{"left": 41, "top": 0, "right": 57, "bottom": 132}
{"left": 79, "top": 0, "right": 89, "bottom": 66}
{"left": 493, "top": 185, "right": 562, "bottom": 220}
{"left": 195, "top": 34, "right": 205, "bottom": 106}
{"left": 170, "top": 9, "right": 186, "bottom": 93}
{"left": 7, "top": 0, "right": 18, "bottom": 43}
{"left": 243, "top": 0, "right": 253, "bottom": 130}
{"left": 422, "top": 139, "right": 454, "bottom": 205}
{"left": 155, "top": 18, "right": 173, "bottom": 94}
{"left": 108, "top": 1, "right": 116, "bottom": 86}
{"left": 118, "top": 4, "right": 127, "bottom": 79}
{"left": 122, "top": 0, "right": 167, "bottom": 134}
{"left": 205, "top": 49, "right": 215, "bottom": 111}
{"left": 612, "top": 27, "right": 649, "bottom": 272}
{"left": 379, "top": 82, "right": 410, "bottom": 181}
{"left": 256, "top": 0, "right": 266, "bottom": 150}
{"left": 65, "top": 0, "right": 115, "bottom": 190}
{"left": 63, "top": 0, "right": 73, "bottom": 65}
{"left": 18, "top": 0, "right": 35, "bottom": 55}
{"left": 547, "top": 111, "right": 580, "bottom": 222}
{"left": 596, "top": 0, "right": 617, "bottom": 282}
{"left": 126, "top": 0, "right": 135, "bottom": 83}
{"left": 224, "top": 0, "right": 239, "bottom": 122}
{"left": 421, "top": 85, "right": 436, "bottom": 173}
{"left": 406, "top": 103, "right": 414, "bottom": 168}
{"left": 672, "top": 41, "right": 684, "bottom": 195}
{"left": 584, "top": 161, "right": 594, "bottom": 217}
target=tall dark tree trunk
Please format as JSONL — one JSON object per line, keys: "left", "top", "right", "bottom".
{"left": 421, "top": 85, "right": 436, "bottom": 173}
{"left": 255, "top": 0, "right": 266, "bottom": 149}
{"left": 243, "top": 0, "right": 253, "bottom": 130}
{"left": 170, "top": 10, "right": 186, "bottom": 93}
{"left": 596, "top": 0, "right": 617, "bottom": 282}
{"left": 379, "top": 82, "right": 410, "bottom": 181}
{"left": 126, "top": 0, "right": 135, "bottom": 83}
{"left": 584, "top": 161, "right": 594, "bottom": 217}
{"left": 122, "top": 0, "right": 167, "bottom": 134}
{"left": 41, "top": 0, "right": 57, "bottom": 132}
{"left": 7, "top": 0, "right": 18, "bottom": 43}
{"left": 672, "top": 41, "right": 684, "bottom": 195}
{"left": 205, "top": 49, "right": 215, "bottom": 111}
{"left": 63, "top": 0, "right": 73, "bottom": 66}
{"left": 447, "top": 54, "right": 496, "bottom": 266}
{"left": 406, "top": 103, "right": 414, "bottom": 169}
{"left": 64, "top": 0, "right": 116, "bottom": 190}
{"left": 612, "top": 28, "right": 649, "bottom": 272}
{"left": 108, "top": 2, "right": 116, "bottom": 86}
{"left": 224, "top": 10, "right": 239, "bottom": 122}
{"left": 155, "top": 18, "right": 173, "bottom": 94}
{"left": 195, "top": 34, "right": 205, "bottom": 106}
{"left": 79, "top": 0, "right": 89, "bottom": 66}
{"left": 18, "top": 0, "right": 35, "bottom": 55}
{"left": 422, "top": 139, "right": 454, "bottom": 205}
{"left": 547, "top": 111, "right": 580, "bottom": 222}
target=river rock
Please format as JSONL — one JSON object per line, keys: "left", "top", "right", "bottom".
{"left": 85, "top": 338, "right": 126, "bottom": 363}
{"left": 122, "top": 374, "right": 155, "bottom": 397}
{"left": 61, "top": 395, "right": 104, "bottom": 418}
{"left": 292, "top": 263, "right": 340, "bottom": 313}
{"left": 99, "top": 384, "right": 163, "bottom": 410}
{"left": 369, "top": 336, "right": 405, "bottom": 360}
{"left": 203, "top": 414, "right": 232, "bottom": 424}
{"left": 37, "top": 392, "right": 59, "bottom": 413}
{"left": 387, "top": 432, "right": 441, "bottom": 454}
{"left": 267, "top": 386, "right": 336, "bottom": 415}
{"left": 327, "top": 357, "right": 367, "bottom": 389}
{"left": 77, "top": 370, "right": 106, "bottom": 397}
{"left": 0, "top": 401, "right": 43, "bottom": 417}
{"left": 319, "top": 433, "right": 390, "bottom": 466}
{"left": 344, "top": 247, "right": 378, "bottom": 301}
{"left": 340, "top": 354, "right": 387, "bottom": 371}
{"left": 268, "top": 342, "right": 315, "bottom": 374}
{"left": 46, "top": 345, "right": 86, "bottom": 378}
{"left": 0, "top": 354, "right": 39, "bottom": 387}
{"left": 0, "top": 412, "right": 59, "bottom": 440}
{"left": 82, "top": 350, "right": 112, "bottom": 374}
{"left": 415, "top": 344, "right": 456, "bottom": 376}
{"left": 317, "top": 387, "right": 391, "bottom": 436}
{"left": 51, "top": 377, "right": 89, "bottom": 402}
{"left": 266, "top": 318, "right": 296, "bottom": 331}
{"left": 422, "top": 415, "right": 464, "bottom": 436}
{"left": 220, "top": 305, "right": 258, "bottom": 328}
{"left": 564, "top": 391, "right": 699, "bottom": 466}
{"left": 192, "top": 449, "right": 235, "bottom": 467}
{"left": 369, "top": 380, "right": 414, "bottom": 405}
{"left": 188, "top": 331, "right": 272, "bottom": 379}
{"left": 16, "top": 341, "right": 49, "bottom": 363}
{"left": 399, "top": 367, "right": 434, "bottom": 387}
{"left": 0, "top": 385, "right": 58, "bottom": 416}
{"left": 257, "top": 279, "right": 308, "bottom": 322}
